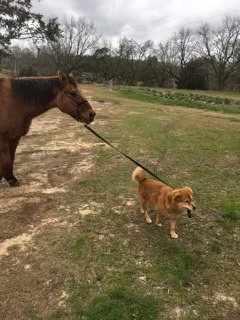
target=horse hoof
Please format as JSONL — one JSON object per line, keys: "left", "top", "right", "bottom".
{"left": 8, "top": 178, "right": 20, "bottom": 187}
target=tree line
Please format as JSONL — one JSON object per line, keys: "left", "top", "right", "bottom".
{"left": 1, "top": 1, "right": 240, "bottom": 90}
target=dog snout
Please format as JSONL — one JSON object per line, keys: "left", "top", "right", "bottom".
{"left": 192, "top": 203, "right": 196, "bottom": 210}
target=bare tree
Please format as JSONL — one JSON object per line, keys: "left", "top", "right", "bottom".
{"left": 46, "top": 16, "right": 101, "bottom": 72}
{"left": 197, "top": 16, "right": 240, "bottom": 90}
{"left": 155, "top": 27, "right": 195, "bottom": 87}
{"left": 172, "top": 27, "right": 196, "bottom": 86}
{"left": 116, "top": 37, "right": 153, "bottom": 86}
{"left": 154, "top": 40, "right": 178, "bottom": 86}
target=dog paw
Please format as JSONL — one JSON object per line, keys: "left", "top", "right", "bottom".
{"left": 146, "top": 218, "right": 152, "bottom": 224}
{"left": 170, "top": 232, "right": 178, "bottom": 239}
{"left": 156, "top": 223, "right": 162, "bottom": 227}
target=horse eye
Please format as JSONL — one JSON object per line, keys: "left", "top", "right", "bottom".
{"left": 69, "top": 91, "right": 77, "bottom": 97}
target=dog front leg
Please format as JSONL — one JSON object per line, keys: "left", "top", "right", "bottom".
{"left": 170, "top": 218, "right": 178, "bottom": 238}
{"left": 156, "top": 211, "right": 163, "bottom": 227}
{"left": 141, "top": 208, "right": 152, "bottom": 224}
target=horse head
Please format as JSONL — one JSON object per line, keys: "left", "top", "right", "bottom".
{"left": 57, "top": 71, "right": 95, "bottom": 124}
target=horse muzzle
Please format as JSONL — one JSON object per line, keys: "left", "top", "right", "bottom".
{"left": 87, "top": 111, "right": 96, "bottom": 123}
{"left": 74, "top": 111, "right": 96, "bottom": 124}
{"left": 77, "top": 100, "right": 96, "bottom": 124}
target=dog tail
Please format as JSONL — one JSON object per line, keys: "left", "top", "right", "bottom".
{"left": 132, "top": 167, "right": 147, "bottom": 184}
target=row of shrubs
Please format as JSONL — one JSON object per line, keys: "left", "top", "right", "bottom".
{"left": 140, "top": 88, "right": 240, "bottom": 106}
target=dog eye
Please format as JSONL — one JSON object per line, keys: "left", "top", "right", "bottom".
{"left": 185, "top": 200, "right": 189, "bottom": 203}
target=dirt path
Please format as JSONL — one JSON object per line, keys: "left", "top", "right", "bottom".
{"left": 0, "top": 97, "right": 108, "bottom": 319}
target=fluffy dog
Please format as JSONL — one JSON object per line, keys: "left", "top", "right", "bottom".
{"left": 132, "top": 167, "right": 196, "bottom": 238}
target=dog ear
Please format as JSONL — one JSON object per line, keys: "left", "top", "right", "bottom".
{"left": 184, "top": 187, "right": 193, "bottom": 195}
{"left": 173, "top": 190, "right": 182, "bottom": 202}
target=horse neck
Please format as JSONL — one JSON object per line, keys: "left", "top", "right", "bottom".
{"left": 28, "top": 96, "right": 58, "bottom": 118}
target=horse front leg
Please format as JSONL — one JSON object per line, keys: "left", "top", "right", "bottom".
{"left": 0, "top": 139, "right": 20, "bottom": 187}
{"left": 9, "top": 138, "right": 21, "bottom": 185}
{"left": 9, "top": 137, "right": 20, "bottom": 164}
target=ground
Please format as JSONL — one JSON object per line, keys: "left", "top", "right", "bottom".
{"left": 0, "top": 86, "right": 239, "bottom": 319}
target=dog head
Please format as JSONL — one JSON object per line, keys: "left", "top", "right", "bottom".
{"left": 173, "top": 187, "right": 196, "bottom": 212}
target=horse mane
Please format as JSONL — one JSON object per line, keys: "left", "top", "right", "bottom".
{"left": 11, "top": 77, "right": 61, "bottom": 107}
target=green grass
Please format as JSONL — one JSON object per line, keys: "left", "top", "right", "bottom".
{"left": 217, "top": 197, "right": 240, "bottom": 230}
{"left": 210, "top": 240, "right": 223, "bottom": 254}
{"left": 220, "top": 197, "right": 240, "bottom": 222}
{"left": 155, "top": 243, "right": 206, "bottom": 286}
{"left": 70, "top": 233, "right": 93, "bottom": 260}
{"left": 73, "top": 287, "right": 159, "bottom": 320}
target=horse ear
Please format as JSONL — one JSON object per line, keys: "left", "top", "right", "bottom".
{"left": 68, "top": 70, "right": 76, "bottom": 78}
{"left": 58, "top": 70, "right": 67, "bottom": 83}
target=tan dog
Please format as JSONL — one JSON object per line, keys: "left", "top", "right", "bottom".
{"left": 132, "top": 167, "right": 196, "bottom": 238}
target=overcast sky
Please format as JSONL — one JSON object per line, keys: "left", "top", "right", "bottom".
{"left": 32, "top": 0, "right": 240, "bottom": 44}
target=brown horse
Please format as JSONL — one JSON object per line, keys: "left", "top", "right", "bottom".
{"left": 0, "top": 71, "right": 95, "bottom": 187}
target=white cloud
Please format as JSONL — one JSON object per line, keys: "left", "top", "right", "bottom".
{"left": 32, "top": 0, "right": 240, "bottom": 43}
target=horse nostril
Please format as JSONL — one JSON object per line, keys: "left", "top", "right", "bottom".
{"left": 89, "top": 112, "right": 95, "bottom": 119}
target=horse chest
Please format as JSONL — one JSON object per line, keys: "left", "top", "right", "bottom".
{"left": 3, "top": 116, "right": 32, "bottom": 140}
{"left": 21, "top": 117, "right": 32, "bottom": 136}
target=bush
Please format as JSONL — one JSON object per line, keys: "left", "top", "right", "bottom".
{"left": 19, "top": 66, "right": 38, "bottom": 77}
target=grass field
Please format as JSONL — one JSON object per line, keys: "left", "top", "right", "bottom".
{"left": 0, "top": 84, "right": 240, "bottom": 319}
{"left": 68, "top": 85, "right": 240, "bottom": 319}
